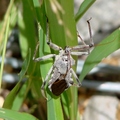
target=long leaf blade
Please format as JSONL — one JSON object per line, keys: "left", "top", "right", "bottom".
{"left": 75, "top": 0, "right": 96, "bottom": 22}
{"left": 80, "top": 28, "right": 120, "bottom": 81}
{"left": 0, "top": 108, "right": 38, "bottom": 120}
{"left": 3, "top": 49, "right": 31, "bottom": 109}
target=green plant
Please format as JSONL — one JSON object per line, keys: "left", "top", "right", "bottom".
{"left": 0, "top": 0, "right": 120, "bottom": 120}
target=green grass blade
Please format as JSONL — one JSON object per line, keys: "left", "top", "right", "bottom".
{"left": 80, "top": 28, "right": 120, "bottom": 81}
{"left": 32, "top": 0, "right": 46, "bottom": 30}
{"left": 0, "top": 18, "right": 10, "bottom": 89}
{"left": 59, "top": 1, "right": 78, "bottom": 119}
{"left": 11, "top": 81, "right": 28, "bottom": 110}
{"left": 33, "top": 0, "right": 65, "bottom": 118}
{"left": 0, "top": 0, "right": 14, "bottom": 44}
{"left": 61, "top": 93, "right": 70, "bottom": 118}
{"left": 0, "top": 108, "right": 38, "bottom": 120}
{"left": 75, "top": 0, "right": 96, "bottom": 22}
{"left": 3, "top": 49, "right": 31, "bottom": 109}
{"left": 18, "top": 0, "right": 36, "bottom": 59}
{"left": 38, "top": 24, "right": 64, "bottom": 120}
{"left": 47, "top": 99, "right": 63, "bottom": 120}
{"left": 0, "top": 0, "right": 17, "bottom": 90}
{"left": 45, "top": 0, "right": 78, "bottom": 119}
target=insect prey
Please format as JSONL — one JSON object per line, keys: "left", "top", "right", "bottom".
{"left": 33, "top": 18, "right": 94, "bottom": 98}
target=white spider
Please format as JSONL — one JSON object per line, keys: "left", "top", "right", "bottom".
{"left": 33, "top": 18, "right": 94, "bottom": 98}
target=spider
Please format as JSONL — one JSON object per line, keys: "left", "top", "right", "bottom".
{"left": 33, "top": 18, "right": 94, "bottom": 98}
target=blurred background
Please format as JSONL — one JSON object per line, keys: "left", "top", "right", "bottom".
{"left": 0, "top": 0, "right": 120, "bottom": 120}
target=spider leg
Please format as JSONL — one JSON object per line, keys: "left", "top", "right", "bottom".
{"left": 77, "top": 18, "right": 94, "bottom": 48}
{"left": 33, "top": 54, "right": 56, "bottom": 62}
{"left": 71, "top": 51, "right": 88, "bottom": 56}
{"left": 87, "top": 18, "right": 94, "bottom": 46}
{"left": 77, "top": 31, "right": 87, "bottom": 46}
{"left": 47, "top": 41, "right": 62, "bottom": 51}
{"left": 33, "top": 41, "right": 40, "bottom": 61}
{"left": 74, "top": 18, "right": 94, "bottom": 54}
{"left": 46, "top": 24, "right": 62, "bottom": 51}
{"left": 71, "top": 44, "right": 91, "bottom": 51}
{"left": 77, "top": 32, "right": 90, "bottom": 54}
{"left": 33, "top": 40, "right": 56, "bottom": 62}
{"left": 41, "top": 65, "right": 54, "bottom": 99}
{"left": 71, "top": 68, "right": 81, "bottom": 87}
